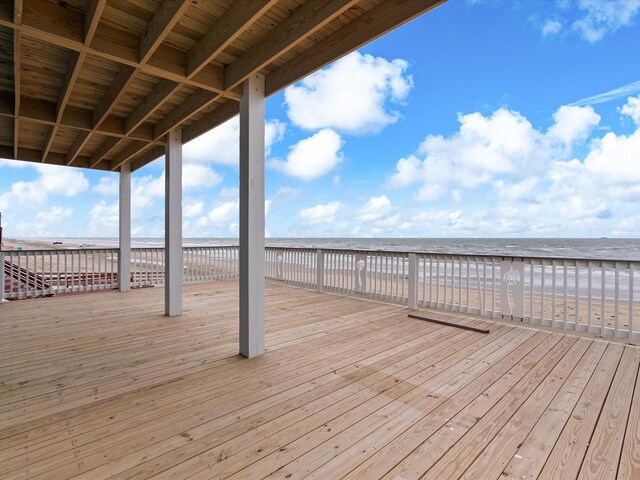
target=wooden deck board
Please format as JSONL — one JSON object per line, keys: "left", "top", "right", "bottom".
{"left": 0, "top": 280, "right": 638, "bottom": 479}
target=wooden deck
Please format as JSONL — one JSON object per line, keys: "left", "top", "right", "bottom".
{"left": 0, "top": 280, "right": 638, "bottom": 479}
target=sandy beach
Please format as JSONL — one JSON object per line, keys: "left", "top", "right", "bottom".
{"left": 1, "top": 237, "right": 108, "bottom": 251}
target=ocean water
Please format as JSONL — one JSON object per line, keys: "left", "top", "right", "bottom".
{"left": 23, "top": 237, "right": 640, "bottom": 261}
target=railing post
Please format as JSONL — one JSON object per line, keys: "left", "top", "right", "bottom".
{"left": 316, "top": 249, "right": 324, "bottom": 292}
{"left": 408, "top": 253, "right": 417, "bottom": 309}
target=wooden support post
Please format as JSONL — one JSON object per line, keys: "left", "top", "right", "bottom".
{"left": 316, "top": 249, "right": 324, "bottom": 293}
{"left": 118, "top": 162, "right": 131, "bottom": 292}
{"left": 165, "top": 128, "right": 182, "bottom": 316}
{"left": 239, "top": 73, "right": 265, "bottom": 358}
{"left": 408, "top": 253, "right": 418, "bottom": 309}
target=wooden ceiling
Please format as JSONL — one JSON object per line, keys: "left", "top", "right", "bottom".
{"left": 0, "top": 0, "right": 444, "bottom": 172}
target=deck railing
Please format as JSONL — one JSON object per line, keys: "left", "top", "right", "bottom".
{"left": 2, "top": 246, "right": 638, "bottom": 340}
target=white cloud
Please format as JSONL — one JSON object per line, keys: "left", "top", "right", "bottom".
{"left": 284, "top": 51, "right": 413, "bottom": 135}
{"left": 88, "top": 201, "right": 119, "bottom": 236}
{"left": 14, "top": 206, "right": 74, "bottom": 237}
{"left": 388, "top": 105, "right": 601, "bottom": 200}
{"left": 265, "top": 120, "right": 286, "bottom": 155}
{"left": 0, "top": 164, "right": 89, "bottom": 210}
{"left": 620, "top": 95, "right": 640, "bottom": 125}
{"left": 35, "top": 164, "right": 90, "bottom": 196}
{"left": 542, "top": 19, "right": 562, "bottom": 36}
{"left": 270, "top": 129, "right": 343, "bottom": 181}
{"left": 357, "top": 195, "right": 392, "bottom": 221}
{"left": 573, "top": 0, "right": 640, "bottom": 42}
{"left": 182, "top": 164, "right": 223, "bottom": 189}
{"left": 93, "top": 176, "right": 119, "bottom": 196}
{"left": 299, "top": 201, "right": 342, "bottom": 224}
{"left": 183, "top": 117, "right": 285, "bottom": 166}
{"left": 184, "top": 199, "right": 204, "bottom": 217}
{"left": 572, "top": 80, "right": 640, "bottom": 107}
{"left": 581, "top": 128, "right": 640, "bottom": 184}
{"left": 271, "top": 186, "right": 299, "bottom": 204}
{"left": 548, "top": 105, "right": 600, "bottom": 145}
{"left": 207, "top": 201, "right": 238, "bottom": 225}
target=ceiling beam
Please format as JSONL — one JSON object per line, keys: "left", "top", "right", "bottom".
{"left": 187, "top": 0, "right": 277, "bottom": 79}
{"left": 223, "top": 0, "right": 357, "bottom": 91}
{"left": 153, "top": 90, "right": 220, "bottom": 140}
{"left": 13, "top": 32, "right": 20, "bottom": 160}
{"left": 42, "top": 0, "right": 105, "bottom": 162}
{"left": 123, "top": 1, "right": 269, "bottom": 139}
{"left": 1, "top": 96, "right": 164, "bottom": 144}
{"left": 93, "top": 65, "right": 137, "bottom": 129}
{"left": 181, "top": 99, "right": 239, "bottom": 144}
{"left": 84, "top": 0, "right": 106, "bottom": 44}
{"left": 131, "top": 145, "right": 166, "bottom": 171}
{"left": 140, "top": 0, "right": 191, "bottom": 64}
{"left": 266, "top": 0, "right": 445, "bottom": 96}
{"left": 6, "top": 0, "right": 241, "bottom": 100}
{"left": 66, "top": 131, "right": 92, "bottom": 165}
{"left": 90, "top": 136, "right": 122, "bottom": 168}
{"left": 125, "top": 79, "right": 179, "bottom": 135}
{"left": 13, "top": 0, "right": 22, "bottom": 159}
{"left": 109, "top": 141, "right": 152, "bottom": 171}
{"left": 0, "top": 146, "right": 111, "bottom": 171}
{"left": 7, "top": 0, "right": 238, "bottom": 99}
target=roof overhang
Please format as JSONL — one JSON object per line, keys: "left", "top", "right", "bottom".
{"left": 0, "top": 0, "right": 445, "bottom": 172}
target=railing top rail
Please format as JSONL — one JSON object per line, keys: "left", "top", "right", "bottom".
{"left": 2, "top": 246, "right": 639, "bottom": 264}
{"left": 1, "top": 248, "right": 119, "bottom": 254}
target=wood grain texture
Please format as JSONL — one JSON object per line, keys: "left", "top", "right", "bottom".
{"left": 0, "top": 280, "right": 637, "bottom": 479}
{"left": 2, "top": 0, "right": 447, "bottom": 171}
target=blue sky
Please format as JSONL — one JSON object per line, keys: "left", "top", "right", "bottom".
{"left": 2, "top": 0, "right": 640, "bottom": 238}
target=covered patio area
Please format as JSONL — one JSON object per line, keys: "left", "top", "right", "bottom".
{"left": 1, "top": 280, "right": 638, "bottom": 479}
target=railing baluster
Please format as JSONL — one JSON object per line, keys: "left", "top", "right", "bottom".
{"left": 588, "top": 262, "right": 593, "bottom": 333}
{"left": 551, "top": 262, "right": 556, "bottom": 327}
{"left": 601, "top": 264, "right": 606, "bottom": 336}
{"left": 614, "top": 262, "right": 620, "bottom": 337}
{"left": 629, "top": 264, "right": 635, "bottom": 339}
{"left": 491, "top": 259, "right": 496, "bottom": 317}
{"left": 563, "top": 262, "right": 568, "bottom": 330}
{"left": 575, "top": 262, "right": 580, "bottom": 330}
{"left": 466, "top": 257, "right": 470, "bottom": 313}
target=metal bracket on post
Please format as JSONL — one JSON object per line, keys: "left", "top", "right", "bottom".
{"left": 316, "top": 249, "right": 324, "bottom": 292}
{"left": 408, "top": 253, "right": 418, "bottom": 309}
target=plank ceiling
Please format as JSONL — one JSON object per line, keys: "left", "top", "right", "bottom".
{"left": 0, "top": 0, "right": 444, "bottom": 172}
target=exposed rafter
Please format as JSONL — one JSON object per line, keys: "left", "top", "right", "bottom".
{"left": 140, "top": 0, "right": 191, "bottom": 64}
{"left": 66, "top": 131, "right": 92, "bottom": 166}
{"left": 153, "top": 90, "right": 220, "bottom": 140}
{"left": 187, "top": 0, "right": 277, "bottom": 79}
{"left": 2, "top": 0, "right": 446, "bottom": 171}
{"left": 266, "top": 0, "right": 445, "bottom": 95}
{"left": 0, "top": 96, "right": 161, "bottom": 143}
{"left": 124, "top": 79, "right": 180, "bottom": 135}
{"left": 3, "top": 0, "right": 236, "bottom": 99}
{"left": 224, "top": 0, "right": 358, "bottom": 90}
{"left": 109, "top": 141, "right": 153, "bottom": 171}
{"left": 0, "top": 146, "right": 111, "bottom": 171}
{"left": 42, "top": 0, "right": 106, "bottom": 162}
{"left": 182, "top": 100, "right": 240, "bottom": 144}
{"left": 90, "top": 137, "right": 122, "bottom": 169}
{"left": 13, "top": 0, "right": 22, "bottom": 160}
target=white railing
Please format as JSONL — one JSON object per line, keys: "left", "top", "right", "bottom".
{"left": 128, "top": 246, "right": 238, "bottom": 287}
{"left": 2, "top": 246, "right": 638, "bottom": 340}
{"left": 1, "top": 248, "right": 120, "bottom": 298}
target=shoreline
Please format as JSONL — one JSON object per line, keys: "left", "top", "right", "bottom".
{"left": 1, "top": 238, "right": 102, "bottom": 251}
